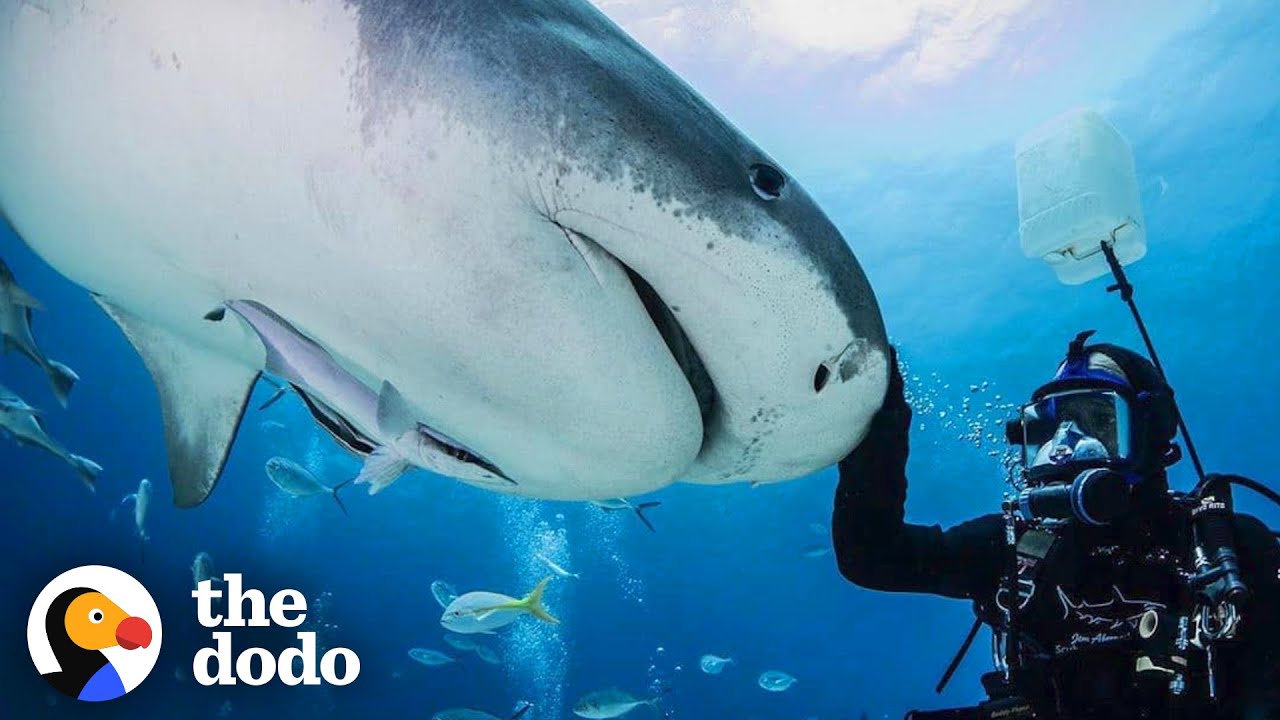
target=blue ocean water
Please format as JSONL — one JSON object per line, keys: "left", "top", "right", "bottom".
{"left": 0, "top": 3, "right": 1276, "bottom": 720}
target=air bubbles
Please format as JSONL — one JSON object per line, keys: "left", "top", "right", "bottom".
{"left": 898, "top": 354, "right": 1019, "bottom": 471}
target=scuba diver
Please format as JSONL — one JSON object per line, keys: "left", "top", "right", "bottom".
{"left": 833, "top": 332, "right": 1280, "bottom": 719}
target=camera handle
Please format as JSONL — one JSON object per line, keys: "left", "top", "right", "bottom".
{"left": 1099, "top": 238, "right": 1207, "bottom": 485}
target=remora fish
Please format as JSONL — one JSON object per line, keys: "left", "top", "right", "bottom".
{"left": 0, "top": 383, "right": 101, "bottom": 489}
{"left": 0, "top": 1, "right": 889, "bottom": 507}
{"left": 0, "top": 257, "right": 78, "bottom": 407}
{"left": 213, "top": 300, "right": 512, "bottom": 495}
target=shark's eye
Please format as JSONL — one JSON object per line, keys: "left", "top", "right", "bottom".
{"left": 89, "top": 609, "right": 105, "bottom": 624}
{"left": 749, "top": 163, "right": 786, "bottom": 201}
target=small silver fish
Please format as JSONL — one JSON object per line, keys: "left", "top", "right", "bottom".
{"left": 264, "top": 457, "right": 353, "bottom": 516}
{"left": 535, "top": 551, "right": 580, "bottom": 579}
{"left": 572, "top": 689, "right": 660, "bottom": 719}
{"left": 433, "top": 711, "right": 501, "bottom": 720}
{"left": 408, "top": 648, "right": 454, "bottom": 667}
{"left": 443, "top": 633, "right": 477, "bottom": 652}
{"left": 801, "top": 544, "right": 831, "bottom": 558}
{"left": 191, "top": 551, "right": 224, "bottom": 590}
{"left": 590, "top": 498, "right": 661, "bottom": 532}
{"left": 120, "top": 478, "right": 153, "bottom": 563}
{"left": 699, "top": 654, "right": 733, "bottom": 674}
{"left": 433, "top": 703, "right": 532, "bottom": 720}
{"left": 757, "top": 670, "right": 797, "bottom": 692}
{"left": 473, "top": 645, "right": 501, "bottom": 665}
{"left": 432, "top": 580, "right": 459, "bottom": 609}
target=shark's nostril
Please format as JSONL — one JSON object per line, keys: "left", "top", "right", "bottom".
{"left": 813, "top": 363, "right": 831, "bottom": 393}
{"left": 749, "top": 163, "right": 786, "bottom": 201}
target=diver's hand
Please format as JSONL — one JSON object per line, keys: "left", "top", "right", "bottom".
{"left": 839, "top": 346, "right": 911, "bottom": 468}
{"left": 878, "top": 346, "right": 910, "bottom": 430}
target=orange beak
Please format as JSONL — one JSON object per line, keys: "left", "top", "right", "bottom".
{"left": 115, "top": 616, "right": 152, "bottom": 650}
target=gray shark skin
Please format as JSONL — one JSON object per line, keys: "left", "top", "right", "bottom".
{"left": 0, "top": 0, "right": 888, "bottom": 507}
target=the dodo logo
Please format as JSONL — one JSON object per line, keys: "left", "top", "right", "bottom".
{"left": 27, "top": 565, "right": 162, "bottom": 702}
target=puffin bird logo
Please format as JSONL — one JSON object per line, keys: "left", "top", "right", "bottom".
{"left": 28, "top": 566, "right": 162, "bottom": 702}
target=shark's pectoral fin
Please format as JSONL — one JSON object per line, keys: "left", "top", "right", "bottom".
{"left": 94, "top": 297, "right": 257, "bottom": 507}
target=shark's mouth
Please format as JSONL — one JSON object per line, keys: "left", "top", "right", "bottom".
{"left": 562, "top": 226, "right": 719, "bottom": 435}
{"left": 623, "top": 264, "right": 717, "bottom": 427}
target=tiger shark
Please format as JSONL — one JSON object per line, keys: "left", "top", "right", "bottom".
{"left": 0, "top": 0, "right": 889, "bottom": 506}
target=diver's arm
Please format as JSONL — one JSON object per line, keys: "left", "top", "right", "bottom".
{"left": 1234, "top": 512, "right": 1280, "bottom": 717}
{"left": 832, "top": 348, "right": 1003, "bottom": 600}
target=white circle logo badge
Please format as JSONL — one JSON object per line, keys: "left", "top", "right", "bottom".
{"left": 27, "top": 565, "right": 162, "bottom": 701}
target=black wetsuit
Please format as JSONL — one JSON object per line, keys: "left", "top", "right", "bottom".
{"left": 832, "top": 366, "right": 1280, "bottom": 719}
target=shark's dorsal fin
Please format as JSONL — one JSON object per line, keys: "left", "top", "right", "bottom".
{"left": 94, "top": 297, "right": 257, "bottom": 507}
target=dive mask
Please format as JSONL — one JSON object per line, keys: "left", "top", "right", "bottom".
{"left": 1012, "top": 388, "right": 1133, "bottom": 473}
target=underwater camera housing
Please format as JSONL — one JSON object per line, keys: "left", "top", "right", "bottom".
{"left": 1015, "top": 109, "right": 1147, "bottom": 285}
